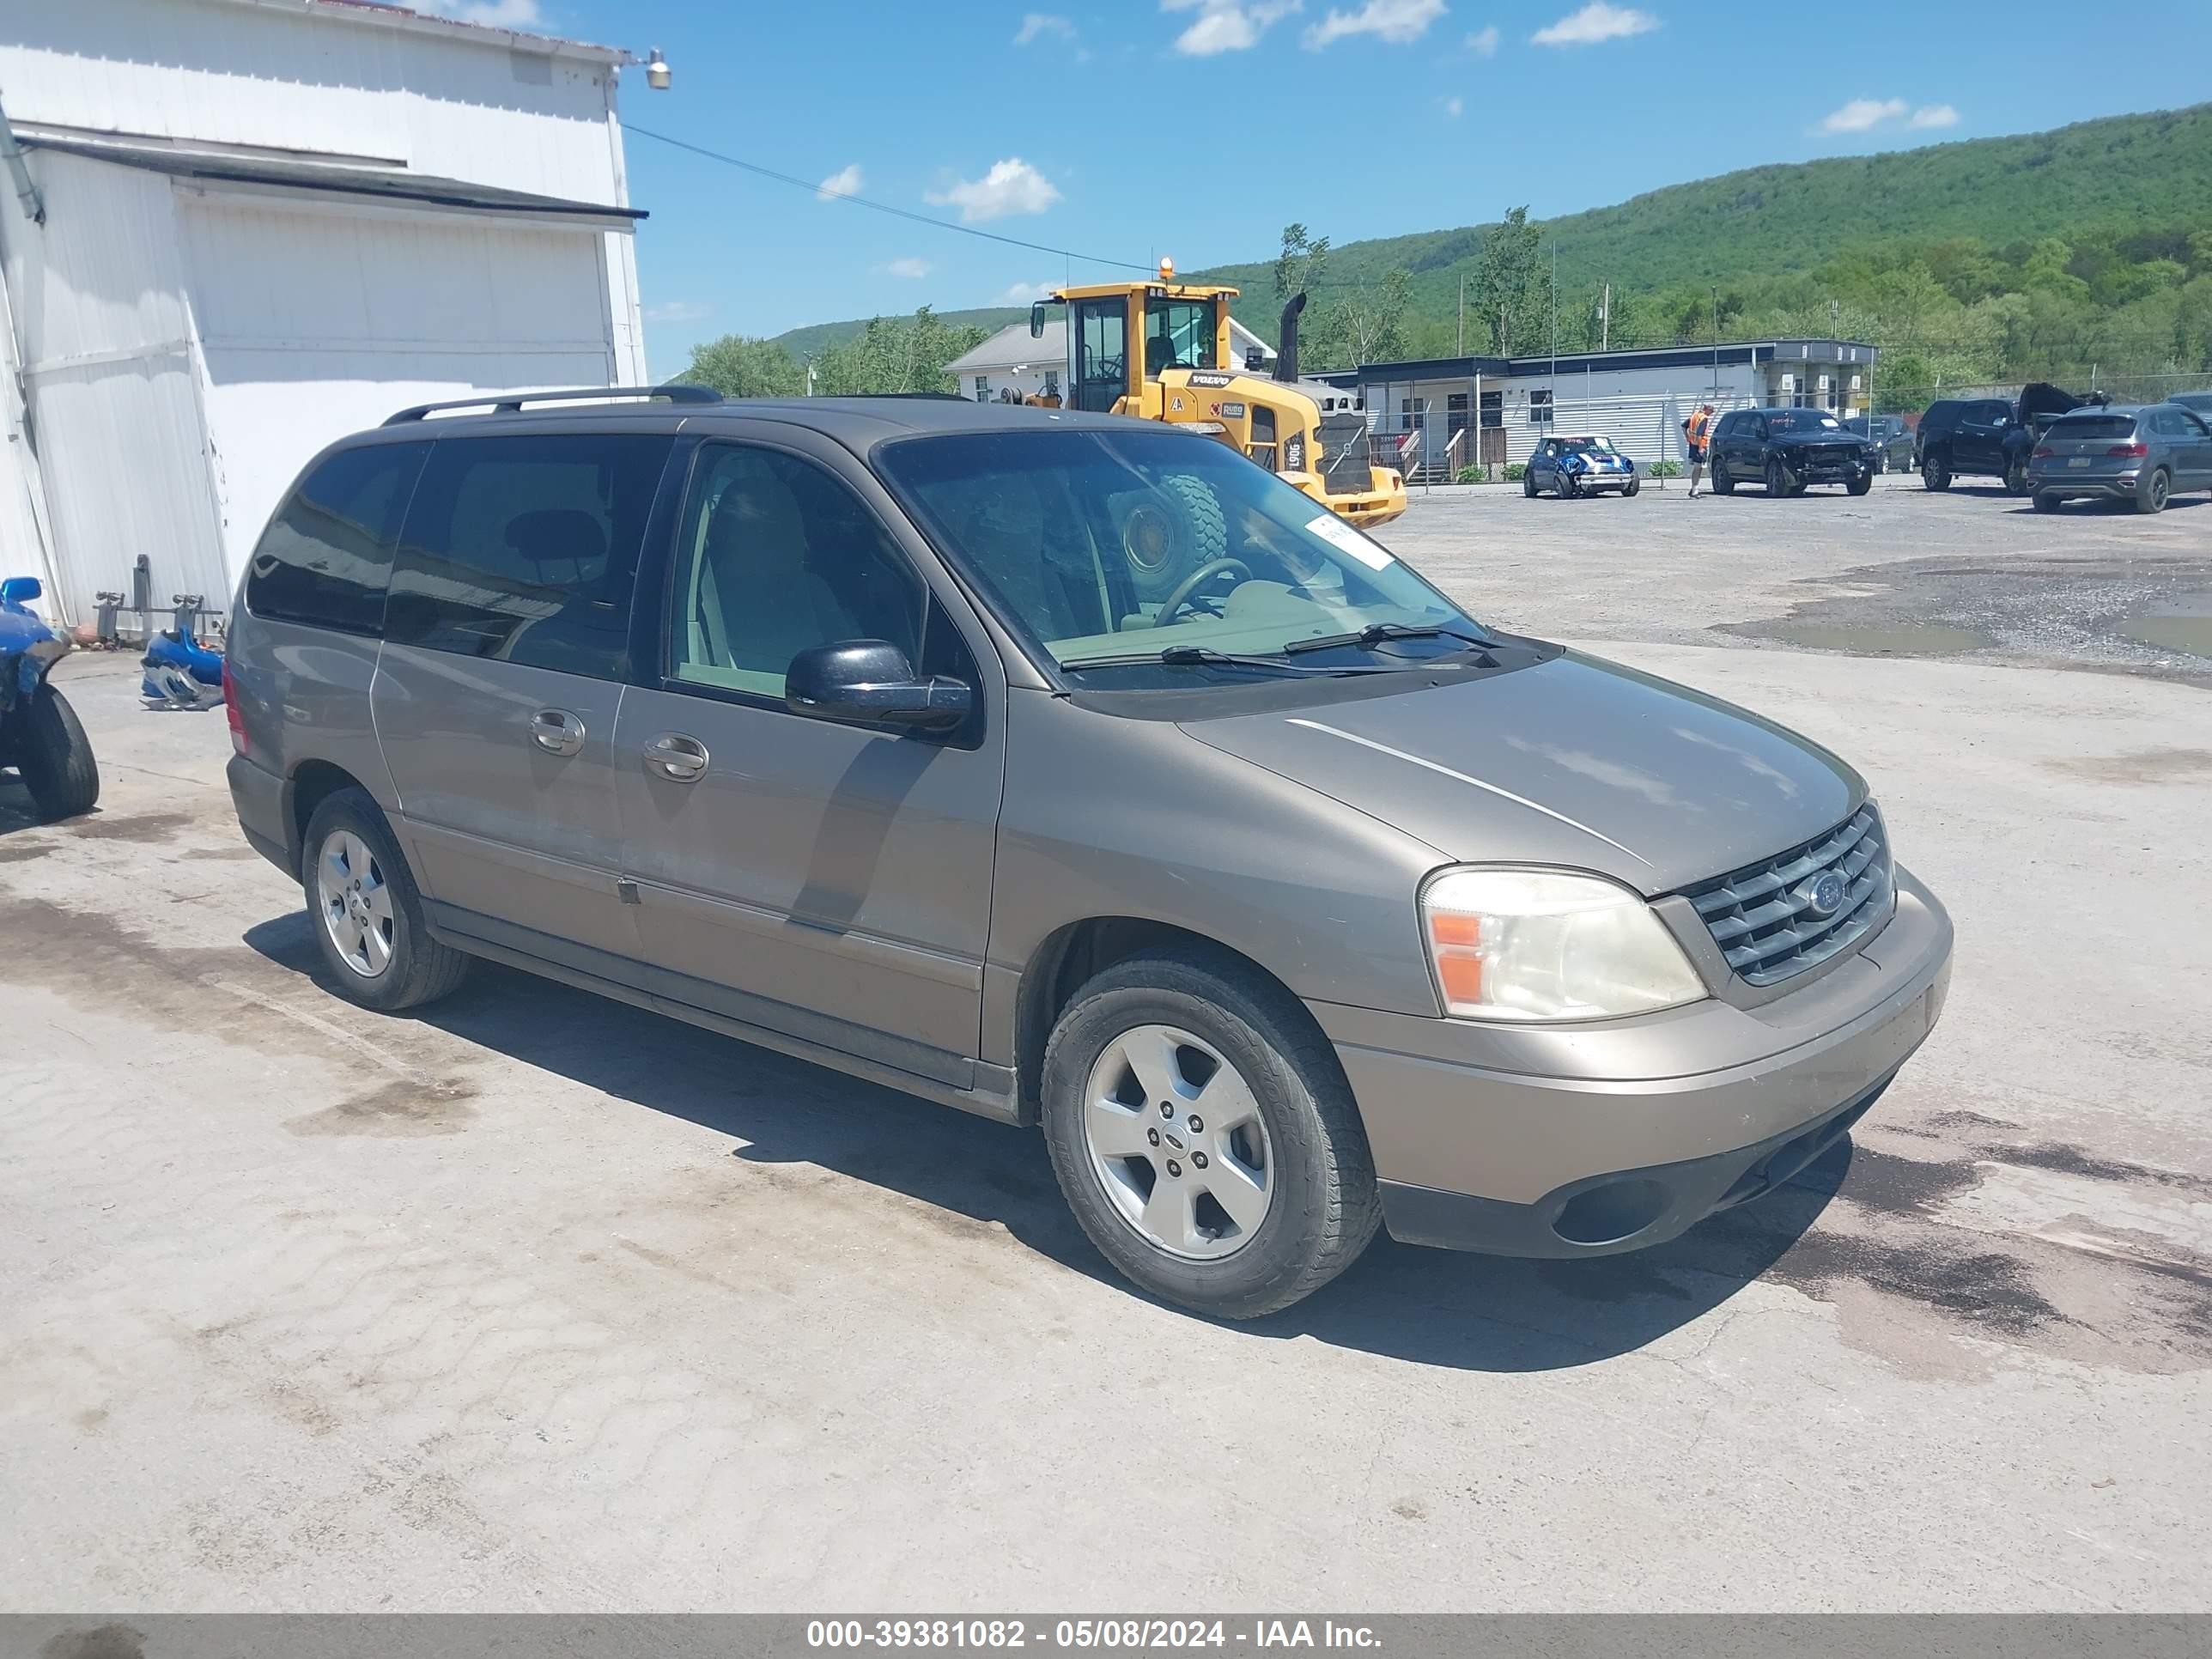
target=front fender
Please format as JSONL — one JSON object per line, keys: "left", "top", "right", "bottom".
{"left": 3, "top": 637, "right": 67, "bottom": 714}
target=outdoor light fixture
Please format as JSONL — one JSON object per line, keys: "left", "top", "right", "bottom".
{"left": 644, "top": 47, "right": 671, "bottom": 90}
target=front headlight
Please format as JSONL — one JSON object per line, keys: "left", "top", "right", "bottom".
{"left": 1421, "top": 867, "right": 1706, "bottom": 1022}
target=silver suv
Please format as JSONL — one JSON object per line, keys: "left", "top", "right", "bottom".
{"left": 227, "top": 387, "right": 1953, "bottom": 1317}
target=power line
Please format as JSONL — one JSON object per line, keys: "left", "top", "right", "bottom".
{"left": 625, "top": 124, "right": 1155, "bottom": 276}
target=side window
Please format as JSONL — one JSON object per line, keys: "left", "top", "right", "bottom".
{"left": 1977, "top": 400, "right": 2011, "bottom": 425}
{"left": 669, "top": 445, "right": 926, "bottom": 699}
{"left": 386, "top": 433, "right": 672, "bottom": 680}
{"left": 245, "top": 441, "right": 428, "bottom": 635}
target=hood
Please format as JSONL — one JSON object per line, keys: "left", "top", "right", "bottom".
{"left": 1771, "top": 428, "right": 1859, "bottom": 448}
{"left": 1178, "top": 651, "right": 1864, "bottom": 895}
{"left": 2017, "top": 381, "right": 2087, "bottom": 422}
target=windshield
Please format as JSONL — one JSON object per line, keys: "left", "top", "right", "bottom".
{"left": 877, "top": 429, "right": 1482, "bottom": 677}
{"left": 1560, "top": 436, "right": 1617, "bottom": 453}
{"left": 1767, "top": 410, "right": 1843, "bottom": 433}
{"left": 2046, "top": 415, "right": 2137, "bottom": 440}
{"left": 1143, "top": 299, "right": 1217, "bottom": 374}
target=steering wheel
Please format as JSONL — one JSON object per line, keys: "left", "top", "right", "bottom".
{"left": 1149, "top": 557, "right": 1249, "bottom": 626}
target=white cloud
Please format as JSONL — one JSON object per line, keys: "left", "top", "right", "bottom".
{"left": 1014, "top": 12, "right": 1075, "bottom": 45}
{"left": 415, "top": 0, "right": 543, "bottom": 24}
{"left": 1443, "top": 95, "right": 1463, "bottom": 118}
{"left": 1467, "top": 23, "right": 1499, "bottom": 54}
{"left": 997, "top": 280, "right": 1059, "bottom": 305}
{"left": 884, "top": 258, "right": 933, "bottom": 279}
{"left": 1819, "top": 97, "right": 1906, "bottom": 133}
{"left": 1163, "top": 0, "right": 1301, "bottom": 56}
{"left": 925, "top": 158, "right": 1061, "bottom": 222}
{"left": 1531, "top": 3, "right": 1658, "bottom": 46}
{"left": 1910, "top": 103, "right": 1960, "bottom": 129}
{"left": 642, "top": 300, "right": 710, "bottom": 325}
{"left": 817, "top": 162, "right": 864, "bottom": 201}
{"left": 1304, "top": 0, "right": 1444, "bottom": 48}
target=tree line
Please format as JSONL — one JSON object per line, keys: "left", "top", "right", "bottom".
{"left": 1267, "top": 214, "right": 2212, "bottom": 410}
{"left": 676, "top": 215, "right": 2212, "bottom": 411}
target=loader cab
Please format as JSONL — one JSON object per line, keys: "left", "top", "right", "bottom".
{"left": 1034, "top": 264, "right": 1237, "bottom": 414}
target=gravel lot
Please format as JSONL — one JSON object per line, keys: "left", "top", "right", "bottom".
{"left": 4, "top": 475, "right": 2210, "bottom": 1612}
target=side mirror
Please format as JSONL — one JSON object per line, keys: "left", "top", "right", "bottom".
{"left": 0, "top": 575, "right": 41, "bottom": 606}
{"left": 786, "top": 639, "right": 973, "bottom": 732}
{"left": 1030, "top": 301, "right": 1047, "bottom": 339}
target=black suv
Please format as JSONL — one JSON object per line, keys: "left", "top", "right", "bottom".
{"left": 1707, "top": 407, "right": 1873, "bottom": 497}
{"left": 1914, "top": 383, "right": 2097, "bottom": 495}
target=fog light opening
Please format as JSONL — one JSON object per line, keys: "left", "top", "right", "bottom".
{"left": 1552, "top": 1178, "right": 1669, "bottom": 1247}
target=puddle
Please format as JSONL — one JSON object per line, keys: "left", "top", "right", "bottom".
{"left": 2116, "top": 591, "right": 2212, "bottom": 659}
{"left": 1752, "top": 621, "right": 1995, "bottom": 657}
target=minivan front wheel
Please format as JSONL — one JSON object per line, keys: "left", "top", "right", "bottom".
{"left": 1040, "top": 947, "right": 1380, "bottom": 1318}
{"left": 301, "top": 788, "right": 470, "bottom": 1012}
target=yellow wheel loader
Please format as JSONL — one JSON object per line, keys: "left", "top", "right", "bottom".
{"left": 1028, "top": 262, "right": 1407, "bottom": 530}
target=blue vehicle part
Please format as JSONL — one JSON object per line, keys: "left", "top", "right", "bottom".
{"left": 2, "top": 575, "right": 69, "bottom": 709}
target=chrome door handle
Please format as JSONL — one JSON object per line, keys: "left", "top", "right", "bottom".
{"left": 644, "top": 732, "right": 709, "bottom": 782}
{"left": 530, "top": 708, "right": 586, "bottom": 756}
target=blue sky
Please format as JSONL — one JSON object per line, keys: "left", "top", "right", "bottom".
{"left": 423, "top": 0, "right": 2212, "bottom": 373}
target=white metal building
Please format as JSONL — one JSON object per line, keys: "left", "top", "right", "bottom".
{"left": 1323, "top": 341, "right": 1881, "bottom": 478}
{"left": 0, "top": 0, "right": 651, "bottom": 629}
{"left": 945, "top": 315, "right": 1277, "bottom": 404}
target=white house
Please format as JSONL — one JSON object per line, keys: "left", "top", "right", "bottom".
{"left": 945, "top": 313, "right": 1278, "bottom": 404}
{"left": 1323, "top": 340, "right": 1882, "bottom": 477}
{"left": 0, "top": 0, "right": 652, "bottom": 629}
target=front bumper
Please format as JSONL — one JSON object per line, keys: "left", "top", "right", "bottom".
{"left": 1782, "top": 454, "right": 1868, "bottom": 484}
{"left": 1313, "top": 866, "right": 1953, "bottom": 1257}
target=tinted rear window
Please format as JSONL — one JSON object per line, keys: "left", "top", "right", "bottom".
{"left": 2047, "top": 416, "right": 2136, "bottom": 440}
{"left": 386, "top": 433, "right": 672, "bottom": 680}
{"left": 245, "top": 441, "right": 428, "bottom": 635}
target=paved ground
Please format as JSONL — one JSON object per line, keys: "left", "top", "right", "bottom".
{"left": 3, "top": 475, "right": 2210, "bottom": 1612}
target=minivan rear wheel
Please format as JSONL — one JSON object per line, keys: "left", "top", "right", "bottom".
{"left": 1039, "top": 946, "right": 1380, "bottom": 1319}
{"left": 301, "top": 788, "right": 471, "bottom": 1012}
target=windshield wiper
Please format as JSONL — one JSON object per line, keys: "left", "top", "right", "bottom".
{"left": 1057, "top": 645, "right": 1395, "bottom": 676}
{"left": 1282, "top": 622, "right": 1501, "bottom": 657}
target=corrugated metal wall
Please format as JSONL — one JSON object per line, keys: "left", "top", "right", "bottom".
{"left": 178, "top": 192, "right": 617, "bottom": 572}
{"left": 3, "top": 153, "right": 231, "bottom": 623}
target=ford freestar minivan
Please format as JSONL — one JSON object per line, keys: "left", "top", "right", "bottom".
{"left": 227, "top": 388, "right": 1952, "bottom": 1318}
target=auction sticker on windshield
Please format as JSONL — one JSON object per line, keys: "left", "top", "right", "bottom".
{"left": 1306, "top": 514, "right": 1395, "bottom": 572}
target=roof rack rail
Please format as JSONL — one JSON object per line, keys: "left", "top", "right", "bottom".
{"left": 382, "top": 384, "right": 723, "bottom": 426}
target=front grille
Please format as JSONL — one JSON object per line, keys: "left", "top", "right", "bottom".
{"left": 1681, "top": 805, "right": 1893, "bottom": 987}
{"left": 1317, "top": 414, "right": 1373, "bottom": 496}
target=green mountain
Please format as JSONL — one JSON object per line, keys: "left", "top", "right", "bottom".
{"left": 767, "top": 102, "right": 2212, "bottom": 374}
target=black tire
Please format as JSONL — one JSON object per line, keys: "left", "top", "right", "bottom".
{"left": 2033, "top": 491, "right": 2062, "bottom": 514}
{"left": 1765, "top": 457, "right": 1790, "bottom": 496}
{"left": 1623, "top": 476, "right": 1641, "bottom": 497}
{"left": 1557, "top": 470, "right": 1577, "bottom": 500}
{"left": 2004, "top": 459, "right": 2031, "bottom": 496}
{"left": 2135, "top": 468, "right": 2170, "bottom": 515}
{"left": 1847, "top": 471, "right": 1873, "bottom": 497}
{"left": 1039, "top": 945, "right": 1381, "bottom": 1320}
{"left": 1129, "top": 471, "right": 1228, "bottom": 603}
{"left": 16, "top": 681, "right": 100, "bottom": 821}
{"left": 301, "top": 787, "right": 471, "bottom": 1012}
{"left": 1522, "top": 471, "right": 1537, "bottom": 498}
{"left": 1711, "top": 465, "right": 1735, "bottom": 495}
{"left": 1922, "top": 453, "right": 1952, "bottom": 491}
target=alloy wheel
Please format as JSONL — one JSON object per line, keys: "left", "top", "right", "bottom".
{"left": 317, "top": 830, "right": 395, "bottom": 979}
{"left": 1081, "top": 1024, "right": 1275, "bottom": 1261}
